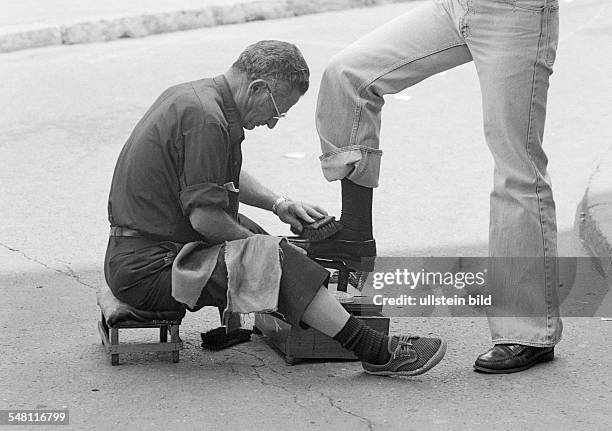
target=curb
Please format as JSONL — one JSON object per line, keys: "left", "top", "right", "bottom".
{"left": 576, "top": 145, "right": 612, "bottom": 282}
{"left": 0, "top": 0, "right": 412, "bottom": 54}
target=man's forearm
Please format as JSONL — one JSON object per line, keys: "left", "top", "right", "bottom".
{"left": 189, "top": 206, "right": 253, "bottom": 243}
{"left": 238, "top": 170, "right": 327, "bottom": 231}
{"left": 239, "top": 170, "right": 281, "bottom": 212}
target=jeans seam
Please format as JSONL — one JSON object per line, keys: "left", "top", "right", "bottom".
{"left": 350, "top": 102, "right": 363, "bottom": 146}
{"left": 349, "top": 42, "right": 466, "bottom": 146}
{"left": 356, "top": 42, "right": 466, "bottom": 97}
{"left": 544, "top": 7, "right": 558, "bottom": 67}
{"left": 526, "top": 6, "right": 552, "bottom": 343}
{"left": 544, "top": 8, "right": 551, "bottom": 66}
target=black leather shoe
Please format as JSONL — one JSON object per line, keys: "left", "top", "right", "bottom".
{"left": 473, "top": 344, "right": 554, "bottom": 374}
{"left": 287, "top": 237, "right": 376, "bottom": 272}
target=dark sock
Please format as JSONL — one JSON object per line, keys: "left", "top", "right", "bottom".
{"left": 338, "top": 179, "right": 373, "bottom": 240}
{"left": 333, "top": 315, "right": 391, "bottom": 364}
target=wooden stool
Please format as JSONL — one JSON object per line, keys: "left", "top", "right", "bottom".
{"left": 96, "top": 289, "right": 185, "bottom": 366}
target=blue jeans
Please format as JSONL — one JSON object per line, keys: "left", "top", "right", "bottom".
{"left": 316, "top": 0, "right": 562, "bottom": 346}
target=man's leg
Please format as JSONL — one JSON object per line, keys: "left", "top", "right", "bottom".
{"left": 279, "top": 242, "right": 447, "bottom": 376}
{"left": 301, "top": 286, "right": 350, "bottom": 336}
{"left": 308, "top": 0, "right": 472, "bottom": 264}
{"left": 466, "top": 0, "right": 562, "bottom": 372}
{"left": 105, "top": 237, "right": 185, "bottom": 312}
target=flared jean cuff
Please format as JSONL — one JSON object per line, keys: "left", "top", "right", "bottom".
{"left": 319, "top": 145, "right": 383, "bottom": 188}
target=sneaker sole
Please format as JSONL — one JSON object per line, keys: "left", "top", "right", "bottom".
{"left": 363, "top": 339, "right": 447, "bottom": 377}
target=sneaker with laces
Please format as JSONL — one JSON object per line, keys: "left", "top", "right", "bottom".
{"left": 361, "top": 335, "right": 447, "bottom": 376}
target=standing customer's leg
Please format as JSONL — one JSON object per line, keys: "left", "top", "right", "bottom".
{"left": 310, "top": 0, "right": 472, "bottom": 252}
{"left": 467, "top": 0, "right": 562, "bottom": 372}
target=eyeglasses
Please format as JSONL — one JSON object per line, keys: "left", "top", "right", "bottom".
{"left": 267, "top": 89, "right": 286, "bottom": 121}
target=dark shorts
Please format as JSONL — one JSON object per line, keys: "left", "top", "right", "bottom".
{"left": 104, "top": 215, "right": 329, "bottom": 327}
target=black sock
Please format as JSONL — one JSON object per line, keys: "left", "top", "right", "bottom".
{"left": 338, "top": 179, "right": 373, "bottom": 239}
{"left": 333, "top": 316, "right": 391, "bottom": 364}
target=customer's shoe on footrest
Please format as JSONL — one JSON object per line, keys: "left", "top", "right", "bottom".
{"left": 287, "top": 237, "right": 376, "bottom": 272}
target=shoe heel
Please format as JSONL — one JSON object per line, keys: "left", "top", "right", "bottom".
{"left": 540, "top": 350, "right": 554, "bottom": 363}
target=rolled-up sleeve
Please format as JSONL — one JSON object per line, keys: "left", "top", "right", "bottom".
{"left": 178, "top": 120, "right": 230, "bottom": 215}
{"left": 180, "top": 183, "right": 228, "bottom": 214}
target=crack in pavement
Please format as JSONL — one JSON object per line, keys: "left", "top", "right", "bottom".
{"left": 234, "top": 346, "right": 376, "bottom": 429}
{"left": 215, "top": 354, "right": 245, "bottom": 379}
{"left": 584, "top": 202, "right": 612, "bottom": 210}
{"left": 232, "top": 347, "right": 307, "bottom": 411}
{"left": 250, "top": 365, "right": 306, "bottom": 409}
{"left": 321, "top": 393, "right": 375, "bottom": 431}
{"left": 0, "top": 242, "right": 98, "bottom": 290}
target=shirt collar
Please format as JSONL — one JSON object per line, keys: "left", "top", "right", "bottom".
{"left": 213, "top": 75, "right": 244, "bottom": 144}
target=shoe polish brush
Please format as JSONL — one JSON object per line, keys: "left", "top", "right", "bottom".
{"left": 290, "top": 215, "right": 343, "bottom": 241}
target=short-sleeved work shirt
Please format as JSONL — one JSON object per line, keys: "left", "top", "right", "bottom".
{"left": 107, "top": 76, "right": 245, "bottom": 243}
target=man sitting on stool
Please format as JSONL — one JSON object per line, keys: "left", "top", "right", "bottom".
{"left": 104, "top": 40, "right": 446, "bottom": 376}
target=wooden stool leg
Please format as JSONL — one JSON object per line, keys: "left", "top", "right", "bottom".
{"left": 110, "top": 328, "right": 119, "bottom": 366}
{"left": 170, "top": 325, "right": 180, "bottom": 363}
{"left": 160, "top": 325, "right": 168, "bottom": 342}
{"left": 100, "top": 311, "right": 109, "bottom": 345}
{"left": 101, "top": 311, "right": 109, "bottom": 331}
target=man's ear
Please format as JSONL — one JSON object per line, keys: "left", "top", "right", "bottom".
{"left": 247, "top": 79, "right": 269, "bottom": 96}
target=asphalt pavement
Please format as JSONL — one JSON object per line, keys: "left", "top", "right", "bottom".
{"left": 1, "top": 1, "right": 611, "bottom": 430}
